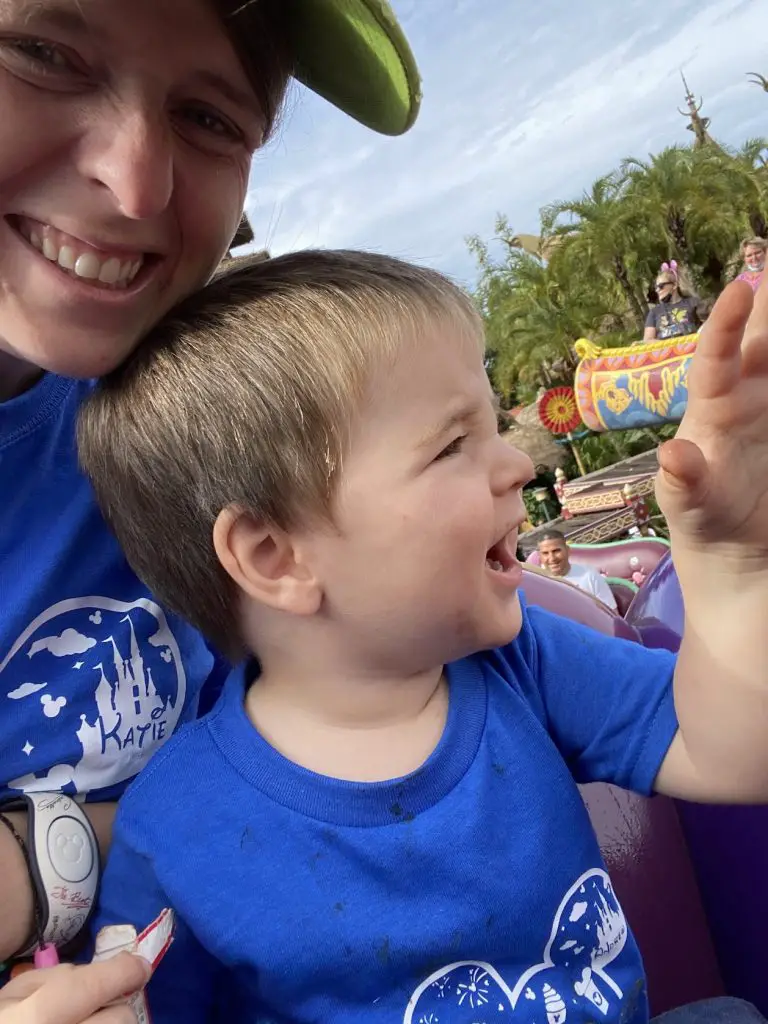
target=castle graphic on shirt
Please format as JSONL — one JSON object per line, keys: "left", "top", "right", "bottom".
{"left": 404, "top": 870, "right": 639, "bottom": 1024}
{"left": 1, "top": 596, "right": 187, "bottom": 796}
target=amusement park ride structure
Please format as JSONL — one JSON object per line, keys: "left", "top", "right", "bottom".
{"left": 519, "top": 328, "right": 697, "bottom": 553}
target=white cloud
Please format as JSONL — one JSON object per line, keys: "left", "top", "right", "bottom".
{"left": 8, "top": 682, "right": 47, "bottom": 700}
{"left": 28, "top": 628, "right": 97, "bottom": 658}
{"left": 245, "top": 0, "right": 768, "bottom": 286}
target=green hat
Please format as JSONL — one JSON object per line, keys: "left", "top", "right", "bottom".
{"left": 285, "top": 0, "right": 421, "bottom": 135}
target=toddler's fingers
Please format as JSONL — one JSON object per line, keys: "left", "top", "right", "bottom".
{"left": 742, "top": 264, "right": 768, "bottom": 367}
{"left": 656, "top": 438, "right": 710, "bottom": 517}
{"left": 687, "top": 281, "right": 751, "bottom": 399}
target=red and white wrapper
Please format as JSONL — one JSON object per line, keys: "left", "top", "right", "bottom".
{"left": 92, "top": 909, "right": 174, "bottom": 1024}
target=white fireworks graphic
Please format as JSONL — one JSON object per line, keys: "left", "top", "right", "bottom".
{"left": 456, "top": 966, "right": 490, "bottom": 1010}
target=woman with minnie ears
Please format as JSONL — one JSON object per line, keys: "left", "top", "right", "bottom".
{"left": 0, "top": 0, "right": 419, "bottom": 1016}
{"left": 644, "top": 260, "right": 704, "bottom": 341}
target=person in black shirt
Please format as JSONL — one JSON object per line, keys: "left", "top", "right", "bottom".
{"left": 644, "top": 261, "right": 702, "bottom": 341}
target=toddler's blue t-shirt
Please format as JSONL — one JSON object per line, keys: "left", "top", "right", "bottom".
{"left": 95, "top": 603, "right": 678, "bottom": 1024}
{"left": 0, "top": 375, "right": 224, "bottom": 802}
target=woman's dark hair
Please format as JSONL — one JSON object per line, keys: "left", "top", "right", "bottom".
{"left": 214, "top": 0, "right": 295, "bottom": 139}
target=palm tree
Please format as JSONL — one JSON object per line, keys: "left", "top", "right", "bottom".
{"left": 470, "top": 227, "right": 612, "bottom": 401}
{"left": 541, "top": 174, "right": 648, "bottom": 331}
{"left": 620, "top": 146, "right": 751, "bottom": 292}
{"left": 470, "top": 130, "right": 768, "bottom": 405}
{"left": 621, "top": 147, "right": 700, "bottom": 262}
{"left": 723, "top": 138, "right": 768, "bottom": 237}
{"left": 747, "top": 72, "right": 768, "bottom": 93}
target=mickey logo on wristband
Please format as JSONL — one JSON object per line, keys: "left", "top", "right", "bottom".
{"left": 0, "top": 792, "right": 100, "bottom": 959}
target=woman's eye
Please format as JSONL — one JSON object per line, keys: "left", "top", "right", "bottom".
{"left": 181, "top": 105, "right": 242, "bottom": 142}
{"left": 434, "top": 435, "right": 467, "bottom": 461}
{"left": 6, "top": 38, "right": 74, "bottom": 73}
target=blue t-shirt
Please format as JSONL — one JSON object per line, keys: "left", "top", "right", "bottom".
{"left": 0, "top": 375, "right": 224, "bottom": 802}
{"left": 94, "top": 605, "right": 678, "bottom": 1024}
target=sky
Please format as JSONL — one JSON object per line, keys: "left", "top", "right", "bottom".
{"left": 241, "top": 0, "right": 768, "bottom": 288}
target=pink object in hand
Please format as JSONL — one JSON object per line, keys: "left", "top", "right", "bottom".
{"left": 34, "top": 944, "right": 60, "bottom": 968}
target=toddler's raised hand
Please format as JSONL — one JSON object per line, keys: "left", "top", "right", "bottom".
{"left": 657, "top": 278, "right": 768, "bottom": 569}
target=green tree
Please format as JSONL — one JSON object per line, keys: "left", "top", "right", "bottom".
{"left": 469, "top": 217, "right": 607, "bottom": 402}
{"left": 718, "top": 138, "right": 768, "bottom": 242}
{"left": 621, "top": 145, "right": 753, "bottom": 293}
{"left": 541, "top": 173, "right": 648, "bottom": 332}
{"left": 471, "top": 135, "right": 768, "bottom": 406}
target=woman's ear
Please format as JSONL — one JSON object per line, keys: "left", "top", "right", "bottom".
{"left": 213, "top": 507, "right": 322, "bottom": 616}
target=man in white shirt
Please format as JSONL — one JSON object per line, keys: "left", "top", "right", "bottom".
{"left": 537, "top": 530, "right": 618, "bottom": 612}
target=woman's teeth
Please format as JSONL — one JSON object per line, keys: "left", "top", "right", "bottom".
{"left": 487, "top": 558, "right": 507, "bottom": 572}
{"left": 23, "top": 224, "right": 143, "bottom": 288}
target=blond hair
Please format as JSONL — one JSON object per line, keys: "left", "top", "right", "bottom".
{"left": 654, "top": 267, "right": 694, "bottom": 300}
{"left": 78, "top": 250, "right": 481, "bottom": 656}
{"left": 741, "top": 236, "right": 768, "bottom": 255}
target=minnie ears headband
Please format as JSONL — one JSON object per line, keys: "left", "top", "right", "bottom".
{"left": 660, "top": 260, "right": 678, "bottom": 280}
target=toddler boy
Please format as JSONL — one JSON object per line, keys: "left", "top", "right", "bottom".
{"left": 78, "top": 251, "right": 768, "bottom": 1024}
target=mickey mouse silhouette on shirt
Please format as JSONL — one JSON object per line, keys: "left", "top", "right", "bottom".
{"left": 405, "top": 869, "right": 639, "bottom": 1024}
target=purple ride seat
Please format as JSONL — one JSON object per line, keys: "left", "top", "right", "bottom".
{"left": 610, "top": 579, "right": 636, "bottom": 617}
{"left": 521, "top": 569, "right": 723, "bottom": 1013}
{"left": 524, "top": 550, "right": 638, "bottom": 618}
{"left": 629, "top": 556, "right": 768, "bottom": 1014}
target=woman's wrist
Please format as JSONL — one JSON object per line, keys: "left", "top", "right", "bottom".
{"left": 0, "top": 800, "right": 117, "bottom": 962}
{"left": 0, "top": 795, "right": 104, "bottom": 960}
{"left": 0, "top": 811, "right": 34, "bottom": 961}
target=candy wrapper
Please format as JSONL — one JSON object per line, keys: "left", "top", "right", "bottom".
{"left": 92, "top": 909, "right": 175, "bottom": 1024}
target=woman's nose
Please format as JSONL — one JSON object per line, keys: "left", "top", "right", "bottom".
{"left": 80, "top": 107, "right": 174, "bottom": 220}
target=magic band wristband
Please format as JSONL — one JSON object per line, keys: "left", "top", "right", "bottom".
{"left": 0, "top": 792, "right": 100, "bottom": 959}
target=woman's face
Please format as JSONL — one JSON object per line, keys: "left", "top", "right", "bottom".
{"left": 655, "top": 276, "right": 677, "bottom": 301}
{"left": 743, "top": 246, "right": 766, "bottom": 273}
{"left": 0, "top": 0, "right": 266, "bottom": 378}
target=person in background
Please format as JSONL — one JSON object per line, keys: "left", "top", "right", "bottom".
{"left": 537, "top": 530, "right": 619, "bottom": 611}
{"left": 736, "top": 237, "right": 766, "bottom": 292}
{"left": 643, "top": 261, "right": 703, "bottom": 341}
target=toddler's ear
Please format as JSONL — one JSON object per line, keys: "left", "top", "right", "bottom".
{"left": 213, "top": 507, "right": 321, "bottom": 616}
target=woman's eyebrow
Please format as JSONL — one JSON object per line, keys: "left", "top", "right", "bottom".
{"left": 18, "top": 4, "right": 263, "bottom": 126}
{"left": 189, "top": 70, "right": 264, "bottom": 122}
{"left": 21, "top": 0, "right": 91, "bottom": 35}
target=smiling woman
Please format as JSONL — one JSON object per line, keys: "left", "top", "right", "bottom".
{"left": 0, "top": 0, "right": 291, "bottom": 384}
{"left": 0, "top": 0, "right": 419, "bottom": 1010}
